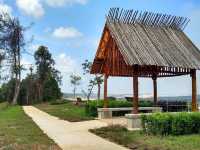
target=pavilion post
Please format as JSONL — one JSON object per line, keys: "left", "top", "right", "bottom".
{"left": 133, "top": 76, "right": 139, "bottom": 114}
{"left": 104, "top": 75, "right": 108, "bottom": 108}
{"left": 152, "top": 76, "right": 157, "bottom": 106}
{"left": 191, "top": 69, "right": 198, "bottom": 112}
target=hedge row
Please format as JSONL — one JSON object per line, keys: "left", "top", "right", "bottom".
{"left": 85, "top": 100, "right": 153, "bottom": 117}
{"left": 141, "top": 112, "right": 200, "bottom": 135}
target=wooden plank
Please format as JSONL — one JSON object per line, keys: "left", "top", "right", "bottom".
{"left": 191, "top": 69, "right": 198, "bottom": 111}
{"left": 133, "top": 76, "right": 139, "bottom": 114}
{"left": 152, "top": 76, "right": 157, "bottom": 106}
{"left": 104, "top": 75, "right": 108, "bottom": 108}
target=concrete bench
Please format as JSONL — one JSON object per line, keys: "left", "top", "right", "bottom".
{"left": 97, "top": 107, "right": 162, "bottom": 119}
{"left": 125, "top": 112, "right": 183, "bottom": 129}
{"left": 125, "top": 113, "right": 152, "bottom": 129}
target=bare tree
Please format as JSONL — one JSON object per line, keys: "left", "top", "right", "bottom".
{"left": 82, "top": 60, "right": 103, "bottom": 100}
{"left": 0, "top": 14, "right": 25, "bottom": 105}
{"left": 70, "top": 74, "right": 81, "bottom": 99}
{"left": 81, "top": 79, "right": 95, "bottom": 101}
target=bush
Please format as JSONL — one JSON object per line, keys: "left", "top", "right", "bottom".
{"left": 85, "top": 100, "right": 153, "bottom": 117}
{"left": 43, "top": 76, "right": 62, "bottom": 101}
{"left": 141, "top": 113, "right": 172, "bottom": 135}
{"left": 142, "top": 112, "right": 200, "bottom": 135}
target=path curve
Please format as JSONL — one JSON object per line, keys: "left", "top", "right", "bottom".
{"left": 23, "top": 106, "right": 128, "bottom": 150}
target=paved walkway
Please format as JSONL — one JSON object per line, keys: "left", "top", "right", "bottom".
{"left": 23, "top": 106, "right": 128, "bottom": 150}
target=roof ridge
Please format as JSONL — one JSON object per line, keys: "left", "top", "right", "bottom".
{"left": 106, "top": 8, "right": 190, "bottom": 31}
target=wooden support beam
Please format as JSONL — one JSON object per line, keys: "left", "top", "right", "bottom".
{"left": 152, "top": 76, "right": 157, "bottom": 106}
{"left": 191, "top": 70, "right": 198, "bottom": 112}
{"left": 104, "top": 75, "right": 108, "bottom": 108}
{"left": 133, "top": 76, "right": 139, "bottom": 114}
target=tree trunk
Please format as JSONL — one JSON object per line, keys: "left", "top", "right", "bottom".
{"left": 38, "top": 81, "right": 44, "bottom": 102}
{"left": 12, "top": 31, "right": 21, "bottom": 105}
{"left": 38, "top": 84, "right": 41, "bottom": 101}
{"left": 87, "top": 95, "right": 89, "bottom": 101}
{"left": 12, "top": 79, "right": 20, "bottom": 105}
{"left": 73, "top": 87, "right": 76, "bottom": 99}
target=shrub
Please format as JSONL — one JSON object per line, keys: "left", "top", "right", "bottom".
{"left": 142, "top": 112, "right": 200, "bottom": 135}
{"left": 85, "top": 100, "right": 153, "bottom": 117}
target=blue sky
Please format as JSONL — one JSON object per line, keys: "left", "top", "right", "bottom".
{"left": 1, "top": 0, "right": 200, "bottom": 97}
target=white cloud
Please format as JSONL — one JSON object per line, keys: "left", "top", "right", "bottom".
{"left": 52, "top": 27, "right": 83, "bottom": 39}
{"left": 0, "top": 3, "right": 12, "bottom": 15}
{"left": 16, "top": 0, "right": 88, "bottom": 18}
{"left": 55, "top": 53, "right": 84, "bottom": 93}
{"left": 45, "top": 0, "right": 88, "bottom": 7}
{"left": 55, "top": 53, "right": 78, "bottom": 74}
{"left": 16, "top": 0, "right": 44, "bottom": 18}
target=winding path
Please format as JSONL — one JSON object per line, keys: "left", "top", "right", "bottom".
{"left": 23, "top": 106, "right": 128, "bottom": 150}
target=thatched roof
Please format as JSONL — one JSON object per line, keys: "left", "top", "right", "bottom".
{"left": 91, "top": 8, "right": 200, "bottom": 77}
{"left": 106, "top": 8, "right": 200, "bottom": 69}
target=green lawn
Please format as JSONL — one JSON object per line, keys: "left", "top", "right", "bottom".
{"left": 0, "top": 102, "right": 61, "bottom": 150}
{"left": 35, "top": 101, "right": 94, "bottom": 122}
{"left": 90, "top": 125, "right": 200, "bottom": 150}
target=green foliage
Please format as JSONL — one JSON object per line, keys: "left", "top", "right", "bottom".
{"left": 35, "top": 101, "right": 93, "bottom": 122}
{"left": 34, "top": 46, "right": 55, "bottom": 81}
{"left": 141, "top": 113, "right": 172, "bottom": 135}
{"left": 90, "top": 125, "right": 200, "bottom": 150}
{"left": 0, "top": 103, "right": 60, "bottom": 149}
{"left": 142, "top": 112, "right": 200, "bottom": 135}
{"left": 43, "top": 76, "right": 62, "bottom": 101}
{"left": 49, "top": 99, "right": 68, "bottom": 105}
{"left": 34, "top": 45, "right": 62, "bottom": 102}
{"left": 85, "top": 100, "right": 153, "bottom": 117}
{"left": 0, "top": 73, "right": 62, "bottom": 105}
{"left": 90, "top": 125, "right": 132, "bottom": 146}
{"left": 70, "top": 74, "right": 81, "bottom": 85}
{"left": 0, "top": 79, "right": 15, "bottom": 103}
{"left": 0, "top": 45, "right": 62, "bottom": 104}
{"left": 82, "top": 59, "right": 92, "bottom": 74}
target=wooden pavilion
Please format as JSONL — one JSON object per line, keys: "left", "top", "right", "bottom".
{"left": 91, "top": 8, "right": 200, "bottom": 113}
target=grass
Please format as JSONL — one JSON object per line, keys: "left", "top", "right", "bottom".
{"left": 90, "top": 125, "right": 200, "bottom": 150}
{"left": 35, "top": 101, "right": 94, "bottom": 122}
{"left": 0, "top": 102, "right": 61, "bottom": 150}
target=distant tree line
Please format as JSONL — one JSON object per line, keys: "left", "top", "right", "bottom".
{"left": 0, "top": 13, "right": 62, "bottom": 105}
{"left": 0, "top": 45, "right": 62, "bottom": 105}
